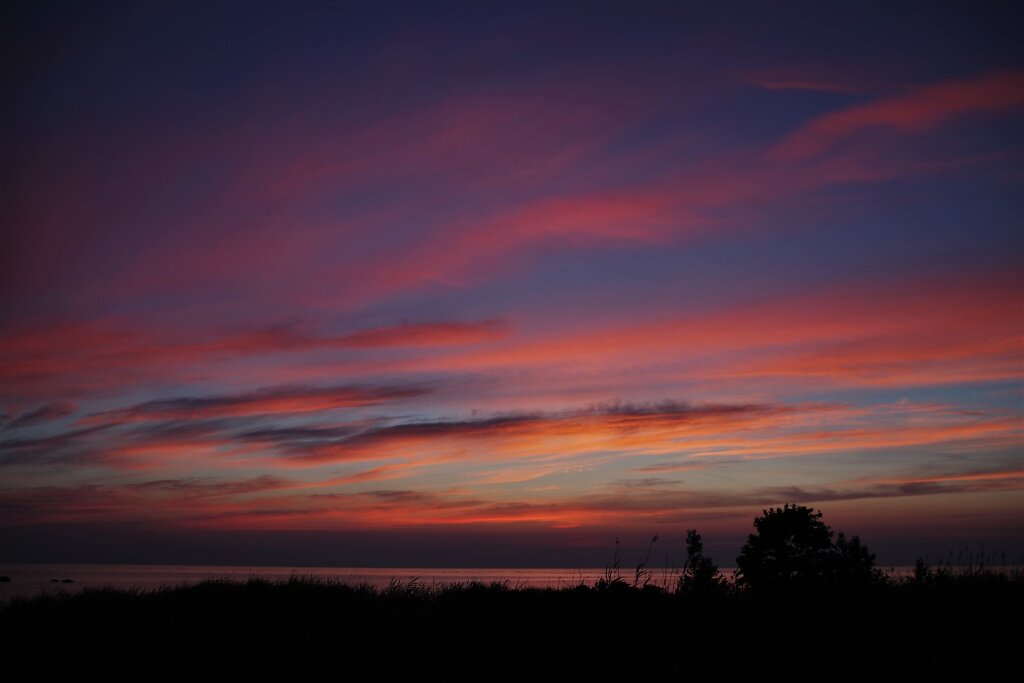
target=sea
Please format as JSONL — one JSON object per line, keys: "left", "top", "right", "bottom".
{"left": 0, "top": 563, "right": 935, "bottom": 601}
{"left": 0, "top": 564, "right": 676, "bottom": 600}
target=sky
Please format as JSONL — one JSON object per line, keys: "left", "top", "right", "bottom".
{"left": 1, "top": 0, "right": 1022, "bottom": 567}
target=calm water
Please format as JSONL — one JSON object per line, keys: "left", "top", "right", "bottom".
{"left": 0, "top": 563, "right": 927, "bottom": 601}
{"left": 0, "top": 564, "right": 678, "bottom": 600}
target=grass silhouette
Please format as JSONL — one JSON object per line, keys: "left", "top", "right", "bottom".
{"left": 2, "top": 567, "right": 1020, "bottom": 680}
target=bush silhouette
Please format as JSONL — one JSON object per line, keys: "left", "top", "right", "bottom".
{"left": 735, "top": 504, "right": 881, "bottom": 590}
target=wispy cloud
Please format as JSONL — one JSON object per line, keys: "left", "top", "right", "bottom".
{"left": 737, "top": 66, "right": 869, "bottom": 94}
{"left": 770, "top": 70, "right": 1024, "bottom": 161}
{"left": 2, "top": 402, "right": 75, "bottom": 430}
{"left": 85, "top": 383, "right": 432, "bottom": 422}
{"left": 0, "top": 318, "right": 501, "bottom": 400}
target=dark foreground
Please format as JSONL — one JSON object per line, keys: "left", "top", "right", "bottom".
{"left": 2, "top": 573, "right": 1020, "bottom": 679}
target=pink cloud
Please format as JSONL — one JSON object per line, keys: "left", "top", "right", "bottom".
{"left": 771, "top": 70, "right": 1024, "bottom": 161}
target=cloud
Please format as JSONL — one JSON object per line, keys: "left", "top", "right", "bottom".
{"left": 4, "top": 453, "right": 1021, "bottom": 533}
{"left": 770, "top": 70, "right": 1024, "bottom": 161}
{"left": 736, "top": 66, "right": 869, "bottom": 94}
{"left": 236, "top": 425, "right": 362, "bottom": 443}
{"left": 2, "top": 402, "right": 75, "bottom": 430}
{"left": 205, "top": 319, "right": 509, "bottom": 353}
{"left": 166, "top": 467, "right": 1024, "bottom": 531}
{"left": 331, "top": 320, "right": 508, "bottom": 348}
{"left": 5, "top": 70, "right": 1018, "bottom": 411}
{"left": 87, "top": 383, "right": 432, "bottom": 422}
{"left": 0, "top": 318, "right": 501, "bottom": 401}
{"left": 409, "top": 264, "right": 1021, "bottom": 393}
{"left": 0, "top": 397, "right": 787, "bottom": 473}
{"left": 8, "top": 392, "right": 1016, "bottom": 481}
{"left": 0, "top": 424, "right": 115, "bottom": 467}
{"left": 634, "top": 459, "right": 739, "bottom": 473}
{"left": 852, "top": 467, "right": 1024, "bottom": 488}
{"left": 280, "top": 401, "right": 785, "bottom": 464}
{"left": 758, "top": 470, "right": 1024, "bottom": 505}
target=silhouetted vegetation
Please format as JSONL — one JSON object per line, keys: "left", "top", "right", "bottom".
{"left": 3, "top": 570, "right": 1019, "bottom": 680}
{"left": 735, "top": 504, "right": 884, "bottom": 590}
{"left": 677, "top": 529, "right": 727, "bottom": 596}
{"left": 2, "top": 505, "right": 1020, "bottom": 680}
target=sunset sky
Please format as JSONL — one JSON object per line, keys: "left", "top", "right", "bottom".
{"left": 2, "top": 1, "right": 1022, "bottom": 567}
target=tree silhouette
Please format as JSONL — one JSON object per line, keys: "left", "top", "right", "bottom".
{"left": 735, "top": 504, "right": 881, "bottom": 590}
{"left": 677, "top": 529, "right": 725, "bottom": 594}
{"left": 832, "top": 531, "right": 883, "bottom": 585}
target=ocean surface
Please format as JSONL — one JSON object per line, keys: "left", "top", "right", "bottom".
{"left": 0, "top": 563, "right": 928, "bottom": 601}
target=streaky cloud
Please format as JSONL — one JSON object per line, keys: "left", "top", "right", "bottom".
{"left": 2, "top": 402, "right": 75, "bottom": 430}
{"left": 771, "top": 70, "right": 1024, "bottom": 161}
{"left": 86, "top": 383, "right": 433, "bottom": 422}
